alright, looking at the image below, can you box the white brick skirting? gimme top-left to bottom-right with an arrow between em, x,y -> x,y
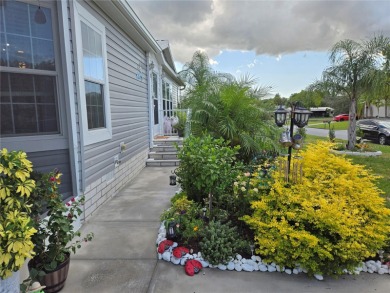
82,149 -> 149,221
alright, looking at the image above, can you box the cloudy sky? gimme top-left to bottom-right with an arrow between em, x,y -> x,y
129,0 -> 390,98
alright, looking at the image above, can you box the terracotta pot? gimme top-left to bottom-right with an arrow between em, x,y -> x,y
28,254 -> 70,293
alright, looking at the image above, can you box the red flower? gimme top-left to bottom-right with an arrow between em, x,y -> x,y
67,213 -> 72,219
71,198 -> 75,202
50,177 -> 55,182
66,202 -> 70,206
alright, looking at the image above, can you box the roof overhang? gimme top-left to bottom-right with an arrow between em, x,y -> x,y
92,0 -> 184,86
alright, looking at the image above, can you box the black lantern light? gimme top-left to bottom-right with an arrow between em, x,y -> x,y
169,170 -> 177,186
273,102 -> 311,182
292,106 -> 312,128
274,105 -> 289,127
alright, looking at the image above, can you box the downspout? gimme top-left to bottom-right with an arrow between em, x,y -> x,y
69,0 -> 87,221
146,53 -> 153,148
59,0 -> 80,198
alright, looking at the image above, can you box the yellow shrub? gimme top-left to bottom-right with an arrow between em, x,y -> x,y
242,141 -> 390,275
0,149 -> 36,279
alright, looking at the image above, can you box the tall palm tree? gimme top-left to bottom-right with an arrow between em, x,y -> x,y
322,36 -> 389,150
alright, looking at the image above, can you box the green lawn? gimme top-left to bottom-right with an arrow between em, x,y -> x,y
308,120 -> 349,130
304,134 -> 390,207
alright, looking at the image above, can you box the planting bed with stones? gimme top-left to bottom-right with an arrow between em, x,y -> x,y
156,222 -> 390,280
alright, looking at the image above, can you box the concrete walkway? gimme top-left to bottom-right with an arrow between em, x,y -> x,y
61,167 -> 390,293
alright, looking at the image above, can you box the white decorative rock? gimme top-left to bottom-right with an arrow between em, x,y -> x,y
251,256 -> 257,262
242,258 -> 247,264
378,268 -> 387,275
362,265 -> 368,273
285,269 -> 292,275
368,269 -> 374,274
255,256 -> 261,262
227,262 -> 235,271
171,256 -> 181,265
242,264 -> 254,272
314,274 -> 324,281
158,253 -> 162,260
180,258 -> 187,266
200,260 -> 209,268
183,253 -> 191,259
253,263 -> 259,271
301,268 -> 308,274
293,269 -> 299,274
198,252 -> 202,258
234,260 -> 238,264
172,242 -> 178,248
235,263 -> 243,271
218,264 -> 227,271
297,267 -> 303,273
162,251 -> 171,262
246,260 -> 256,267
259,264 -> 268,272
236,254 -> 242,261
267,265 -> 276,272
276,265 -> 281,272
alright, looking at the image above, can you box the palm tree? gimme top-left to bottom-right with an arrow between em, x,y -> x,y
322,36 -> 389,150
179,52 -> 279,161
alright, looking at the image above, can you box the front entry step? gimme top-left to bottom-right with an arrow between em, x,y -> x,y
146,136 -> 183,167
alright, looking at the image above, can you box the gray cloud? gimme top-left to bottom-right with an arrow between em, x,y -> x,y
129,0 -> 390,63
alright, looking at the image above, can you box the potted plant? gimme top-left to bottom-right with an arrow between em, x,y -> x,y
22,170 -> 93,293
0,148 -> 37,293
173,112 -> 187,137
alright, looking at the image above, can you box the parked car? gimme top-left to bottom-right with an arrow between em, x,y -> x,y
333,114 -> 349,122
357,119 -> 390,145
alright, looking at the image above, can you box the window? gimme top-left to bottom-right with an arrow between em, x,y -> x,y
75,3 -> 111,145
0,1 -> 59,137
152,72 -> 158,125
162,80 -> 172,117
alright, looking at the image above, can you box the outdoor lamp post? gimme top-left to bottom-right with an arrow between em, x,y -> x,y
274,102 -> 311,181
169,170 -> 177,186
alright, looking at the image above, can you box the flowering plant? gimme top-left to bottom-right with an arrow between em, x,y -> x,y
28,170 -> 93,279
0,149 -> 36,279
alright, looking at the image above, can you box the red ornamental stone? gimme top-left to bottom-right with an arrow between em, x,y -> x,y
157,239 -> 174,254
172,247 -> 189,258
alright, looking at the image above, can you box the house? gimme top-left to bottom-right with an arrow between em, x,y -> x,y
0,0 -> 184,221
309,107 -> 334,118
363,101 -> 390,118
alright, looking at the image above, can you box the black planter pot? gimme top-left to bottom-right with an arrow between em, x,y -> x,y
28,254 -> 70,293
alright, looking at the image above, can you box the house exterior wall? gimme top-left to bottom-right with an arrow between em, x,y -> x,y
72,1 -> 149,218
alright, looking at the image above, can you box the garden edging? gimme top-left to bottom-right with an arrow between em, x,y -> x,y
156,221 -> 390,280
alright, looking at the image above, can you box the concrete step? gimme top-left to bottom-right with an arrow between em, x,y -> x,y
148,152 -> 178,160
146,158 -> 180,167
153,137 -> 183,147
151,145 -> 181,152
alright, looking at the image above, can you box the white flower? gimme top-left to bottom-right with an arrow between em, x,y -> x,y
253,188 -> 258,193
241,187 -> 246,192
234,182 -> 239,186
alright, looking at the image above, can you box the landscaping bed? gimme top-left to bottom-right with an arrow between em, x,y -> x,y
156,136 -> 390,280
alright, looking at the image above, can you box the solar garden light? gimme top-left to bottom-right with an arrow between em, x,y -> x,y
274,102 -> 311,182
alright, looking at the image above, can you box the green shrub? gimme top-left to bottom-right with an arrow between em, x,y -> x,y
200,220 -> 248,265
161,195 -> 204,245
242,141 -> 390,276
175,135 -> 241,204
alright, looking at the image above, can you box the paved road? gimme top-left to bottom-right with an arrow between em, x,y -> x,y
306,127 -> 348,140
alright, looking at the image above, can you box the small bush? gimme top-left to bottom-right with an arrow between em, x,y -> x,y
200,220 -> 248,265
161,195 -> 205,245
242,141 -> 390,276
176,135 -> 241,203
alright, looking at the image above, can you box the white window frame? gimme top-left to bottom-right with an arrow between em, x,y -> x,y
74,2 -> 111,146
0,0 -> 68,153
